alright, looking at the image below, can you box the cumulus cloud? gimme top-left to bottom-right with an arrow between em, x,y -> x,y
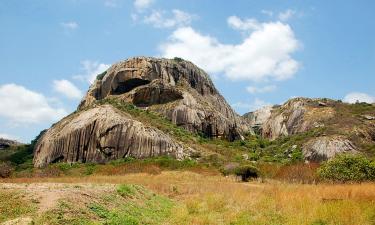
134,0 -> 154,11
343,92 -> 375,104
0,84 -> 67,124
53,80 -> 83,99
73,60 -> 110,84
278,9 -> 296,21
232,98 -> 272,112
160,16 -> 300,81
246,85 -> 276,94
60,21 -> 79,30
143,9 -> 196,28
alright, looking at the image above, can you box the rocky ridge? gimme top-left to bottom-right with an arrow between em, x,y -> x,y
244,98 -> 375,161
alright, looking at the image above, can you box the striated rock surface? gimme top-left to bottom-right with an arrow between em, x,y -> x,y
303,136 -> 358,161
79,57 -> 250,140
34,105 -> 188,168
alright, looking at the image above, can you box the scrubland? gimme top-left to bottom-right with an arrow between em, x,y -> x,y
1,170 -> 375,225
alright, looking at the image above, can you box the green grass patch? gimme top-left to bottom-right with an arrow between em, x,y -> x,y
0,190 -> 36,223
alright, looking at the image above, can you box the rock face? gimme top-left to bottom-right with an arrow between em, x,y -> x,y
243,97 -> 375,161
34,57 -> 249,167
0,138 -> 21,150
303,136 -> 358,161
79,57 -> 249,140
260,98 -> 335,140
34,105 -> 187,168
243,106 -> 273,134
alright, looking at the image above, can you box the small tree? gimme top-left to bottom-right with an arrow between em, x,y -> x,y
234,165 -> 260,182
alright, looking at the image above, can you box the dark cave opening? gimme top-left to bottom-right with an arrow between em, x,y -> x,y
112,78 -> 150,95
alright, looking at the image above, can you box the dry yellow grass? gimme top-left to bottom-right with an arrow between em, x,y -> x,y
2,171 -> 375,225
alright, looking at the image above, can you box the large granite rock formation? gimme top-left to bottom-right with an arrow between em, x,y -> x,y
79,57 -> 249,140
34,57 -> 249,167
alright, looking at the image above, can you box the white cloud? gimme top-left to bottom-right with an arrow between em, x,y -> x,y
60,21 -> 79,30
227,16 -> 260,31
343,92 -> 375,104
53,80 -> 83,100
0,84 -> 67,124
134,0 -> 154,11
246,85 -> 276,94
232,98 -> 272,112
278,9 -> 296,21
73,60 -> 111,84
143,9 -> 196,28
0,133 -> 19,141
160,16 -> 300,82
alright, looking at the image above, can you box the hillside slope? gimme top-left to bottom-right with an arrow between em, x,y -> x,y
244,98 -> 375,161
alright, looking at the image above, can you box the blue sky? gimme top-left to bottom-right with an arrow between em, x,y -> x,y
0,0 -> 374,142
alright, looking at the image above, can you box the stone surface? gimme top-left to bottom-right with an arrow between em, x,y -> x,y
258,98 -> 335,140
303,136 -> 358,161
79,57 -> 250,140
242,97 -> 375,161
34,105 -> 188,168
0,138 -> 21,150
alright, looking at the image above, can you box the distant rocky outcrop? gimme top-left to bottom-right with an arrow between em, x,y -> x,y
243,98 -> 375,161
0,138 -> 21,150
34,57 -> 250,167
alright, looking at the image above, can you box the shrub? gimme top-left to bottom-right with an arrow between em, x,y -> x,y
117,184 -> 138,198
173,57 -> 184,63
234,165 -> 260,182
318,154 -> 375,182
0,162 -> 14,178
96,71 -> 107,80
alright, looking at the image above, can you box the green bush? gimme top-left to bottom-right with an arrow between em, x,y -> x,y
318,154 -> 375,182
96,71 -> 107,80
234,165 -> 260,182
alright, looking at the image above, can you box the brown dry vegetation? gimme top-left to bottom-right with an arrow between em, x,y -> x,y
2,171 -> 375,225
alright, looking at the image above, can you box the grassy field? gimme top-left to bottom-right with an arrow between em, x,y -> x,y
1,171 -> 375,225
